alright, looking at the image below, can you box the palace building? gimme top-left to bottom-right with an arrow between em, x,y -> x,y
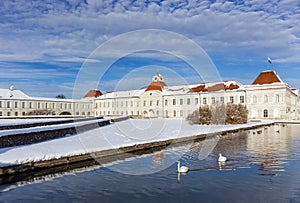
0,70 -> 299,120
93,70 -> 300,120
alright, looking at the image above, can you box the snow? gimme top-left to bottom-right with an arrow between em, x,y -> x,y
0,118 -> 109,137
0,88 -> 30,99
0,118 -> 74,126
0,118 -> 275,167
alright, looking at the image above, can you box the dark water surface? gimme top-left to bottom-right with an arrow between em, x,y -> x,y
1,124 -> 300,203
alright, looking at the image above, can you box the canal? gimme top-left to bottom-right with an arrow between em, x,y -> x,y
1,124 -> 300,202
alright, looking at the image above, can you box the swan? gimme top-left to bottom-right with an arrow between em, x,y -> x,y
177,161 -> 189,173
218,153 -> 227,162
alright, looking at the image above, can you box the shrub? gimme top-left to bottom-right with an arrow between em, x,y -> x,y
226,103 -> 248,124
199,105 -> 212,125
26,109 -> 56,116
186,109 -> 200,124
211,103 -> 226,125
187,103 -> 248,125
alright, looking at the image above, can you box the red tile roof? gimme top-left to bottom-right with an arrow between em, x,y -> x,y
252,70 -> 282,85
83,90 -> 103,98
145,81 -> 167,92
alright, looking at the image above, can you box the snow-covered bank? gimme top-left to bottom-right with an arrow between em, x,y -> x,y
0,118 -> 275,168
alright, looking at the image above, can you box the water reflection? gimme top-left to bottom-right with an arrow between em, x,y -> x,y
1,124 -> 300,203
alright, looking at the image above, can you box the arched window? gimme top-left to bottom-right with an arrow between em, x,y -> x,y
264,95 -> 268,103
275,94 -> 280,103
253,95 -> 257,103
263,109 -> 268,118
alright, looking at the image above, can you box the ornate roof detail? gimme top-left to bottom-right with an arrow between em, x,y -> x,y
145,73 -> 167,92
83,90 -> 103,98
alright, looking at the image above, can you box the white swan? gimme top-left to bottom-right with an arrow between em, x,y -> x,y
218,153 -> 227,162
177,161 -> 189,173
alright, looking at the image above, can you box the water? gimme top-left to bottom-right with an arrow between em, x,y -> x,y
1,124 -> 300,202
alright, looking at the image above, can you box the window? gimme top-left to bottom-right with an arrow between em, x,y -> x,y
15,112 -> 18,116
253,95 -> 257,103
180,98 -> 183,105
0,101 -> 2,108
220,97 -> 224,103
240,96 -> 245,103
150,100 -> 152,106
156,100 -> 159,106
29,102 -> 32,108
7,101 -> 10,108
22,102 -> 26,108
165,99 -> 168,106
0,112 -> 2,116
22,112 -> 25,116
187,98 -> 191,105
173,110 -> 176,117
275,94 -> 280,103
212,97 -> 216,104
165,110 -> 168,117
229,96 -> 234,103
195,98 -> 199,105
14,101 -> 18,108
143,100 -> 146,106
157,110 -> 159,116
173,99 -> 176,105
7,112 -> 10,116
203,98 -> 207,105
180,110 -> 183,117
264,95 -> 268,103
131,101 -> 133,107
263,109 -> 268,118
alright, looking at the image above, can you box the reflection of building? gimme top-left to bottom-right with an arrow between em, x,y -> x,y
152,152 -> 165,166
0,70 -> 299,119
94,70 -> 300,120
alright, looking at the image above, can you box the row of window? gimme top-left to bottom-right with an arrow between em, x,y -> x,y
252,94 -> 280,103
0,101 -> 91,110
96,109 -> 191,117
0,111 -> 91,116
95,96 -> 244,109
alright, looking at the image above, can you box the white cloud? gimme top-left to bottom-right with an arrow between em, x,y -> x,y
0,0 -> 300,93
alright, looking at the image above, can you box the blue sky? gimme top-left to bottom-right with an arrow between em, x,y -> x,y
0,0 -> 300,98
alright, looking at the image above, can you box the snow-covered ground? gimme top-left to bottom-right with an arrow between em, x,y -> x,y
0,118 -> 75,126
0,118 -> 274,167
0,118 -> 109,137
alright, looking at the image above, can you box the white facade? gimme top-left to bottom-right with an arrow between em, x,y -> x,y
0,87 -> 93,117
94,71 -> 300,120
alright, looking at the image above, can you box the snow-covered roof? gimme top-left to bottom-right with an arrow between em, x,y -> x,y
97,89 -> 146,99
0,88 -> 91,103
0,88 -> 30,99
